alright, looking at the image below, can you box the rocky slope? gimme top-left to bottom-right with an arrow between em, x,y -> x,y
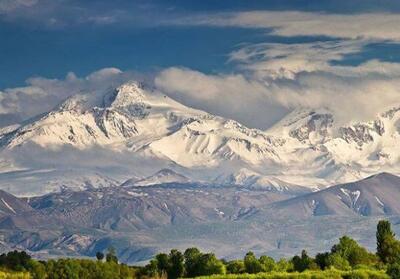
271,172 -> 400,217
0,173 -> 399,262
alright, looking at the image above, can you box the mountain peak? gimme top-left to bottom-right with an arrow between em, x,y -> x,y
57,81 -> 150,113
267,108 -> 334,144
107,82 -> 147,108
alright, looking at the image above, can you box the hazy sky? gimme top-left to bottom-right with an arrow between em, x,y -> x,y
1,0 -> 400,129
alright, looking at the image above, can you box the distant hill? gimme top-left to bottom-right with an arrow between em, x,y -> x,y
0,174 -> 399,262
272,172 -> 400,217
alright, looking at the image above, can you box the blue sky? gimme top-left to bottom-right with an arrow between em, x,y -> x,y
1,0 -> 400,129
2,0 -> 400,88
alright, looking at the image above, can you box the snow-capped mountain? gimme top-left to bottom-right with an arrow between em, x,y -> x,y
1,82 -> 206,149
122,169 -> 190,187
265,107 -> 400,185
0,81 -> 400,195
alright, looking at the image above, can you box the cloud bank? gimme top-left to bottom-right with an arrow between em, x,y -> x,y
155,38 -> 400,128
154,11 -> 400,128
2,8 -> 400,129
0,0 -> 38,14
183,11 -> 400,42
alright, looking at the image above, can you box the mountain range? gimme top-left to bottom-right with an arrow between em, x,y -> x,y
0,81 -> 400,262
0,172 -> 399,263
0,81 -> 399,196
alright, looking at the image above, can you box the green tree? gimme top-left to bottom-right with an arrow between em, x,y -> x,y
197,253 -> 225,275
0,250 -> 32,271
376,220 -> 400,264
387,262 -> 400,279
95,252 -> 104,261
380,235 -> 400,264
244,251 -> 262,274
27,260 -> 46,279
184,247 -> 202,277
291,250 -> 316,272
315,252 -> 330,270
105,247 -> 118,263
331,236 -> 375,266
326,253 -> 351,270
141,259 -> 160,278
167,249 -> 184,279
156,253 -> 170,276
226,260 -> 245,274
259,255 -> 276,272
276,258 -> 292,272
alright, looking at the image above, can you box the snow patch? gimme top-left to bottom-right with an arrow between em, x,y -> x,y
375,196 -> 385,207
1,198 -> 16,214
126,191 -> 148,197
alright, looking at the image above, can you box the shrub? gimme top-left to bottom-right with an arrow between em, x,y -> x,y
226,260 -> 245,274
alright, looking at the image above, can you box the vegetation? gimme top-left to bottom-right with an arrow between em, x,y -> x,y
0,250 -> 137,278
132,219 -> 400,278
0,220 -> 400,278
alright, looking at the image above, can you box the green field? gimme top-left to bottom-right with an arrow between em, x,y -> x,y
0,271 -> 29,279
194,269 -> 389,279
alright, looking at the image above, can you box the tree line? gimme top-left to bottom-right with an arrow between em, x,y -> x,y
1,220 -> 400,278
139,220 -> 400,278
0,247 -> 136,278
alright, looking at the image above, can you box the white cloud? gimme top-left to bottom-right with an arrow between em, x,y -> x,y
154,10 -> 400,126
229,40 -> 368,79
0,0 -> 38,14
0,68 -> 136,127
2,8 -> 400,130
2,61 -> 400,131
155,67 -> 289,129
186,11 -> 400,41
155,59 -> 400,128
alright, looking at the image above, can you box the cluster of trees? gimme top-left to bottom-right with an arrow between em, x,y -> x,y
140,248 -> 225,278
1,220 -> 400,278
139,220 -> 400,278
0,248 -> 136,279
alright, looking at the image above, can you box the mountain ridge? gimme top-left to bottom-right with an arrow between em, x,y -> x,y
0,81 -> 400,195
0,172 -> 398,262
270,172 -> 400,217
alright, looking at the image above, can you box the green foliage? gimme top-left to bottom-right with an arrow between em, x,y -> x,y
155,253 -> 170,275
0,270 -> 30,279
244,252 -> 263,274
259,256 -> 276,272
193,268 -> 389,279
27,258 -> 136,279
275,258 -> 292,272
95,251 -> 104,261
106,247 -> 118,263
226,260 -> 245,274
27,260 -> 46,279
291,250 -> 318,272
377,220 -> 400,264
167,249 -> 185,279
331,236 -> 376,267
326,253 -> 351,271
0,220 -> 398,279
185,247 -> 203,277
380,235 -> 400,265
196,253 -> 225,276
0,250 -> 31,272
315,252 -> 330,270
387,262 -> 400,279
141,258 -> 160,278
